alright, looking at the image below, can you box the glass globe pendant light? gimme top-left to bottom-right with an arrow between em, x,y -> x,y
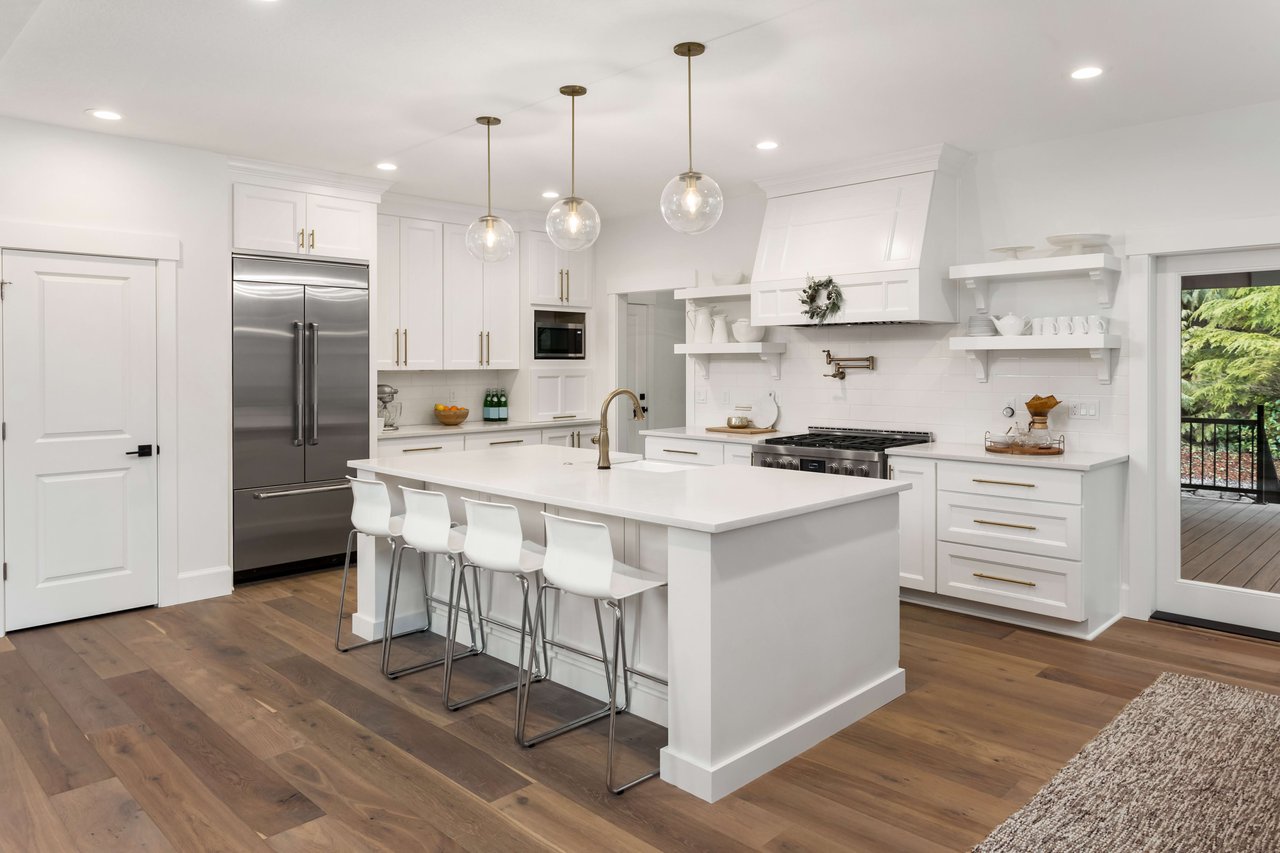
465,116 -> 516,262
546,85 -> 601,251
659,41 -> 723,235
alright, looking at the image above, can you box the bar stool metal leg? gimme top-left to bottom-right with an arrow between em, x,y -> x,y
382,550 -> 479,679
335,529 -> 386,653
443,565 -> 544,711
604,599 -> 658,794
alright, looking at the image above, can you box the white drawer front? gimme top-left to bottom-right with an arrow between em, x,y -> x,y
463,429 -> 543,451
723,444 -> 754,466
378,434 -> 466,456
938,542 -> 1083,621
645,437 -> 724,466
937,491 -> 1081,560
936,461 -> 1082,505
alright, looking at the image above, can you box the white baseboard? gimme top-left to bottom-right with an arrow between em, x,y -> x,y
900,589 -> 1122,640
170,564 -> 233,606
659,667 -> 905,803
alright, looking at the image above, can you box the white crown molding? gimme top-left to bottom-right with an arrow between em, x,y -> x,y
229,157 -> 392,203
755,143 -> 970,198
379,191 -> 546,231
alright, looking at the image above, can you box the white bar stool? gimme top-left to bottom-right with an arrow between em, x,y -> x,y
442,497 -> 550,712
517,511 -> 668,795
335,476 -> 408,653
380,486 -> 481,679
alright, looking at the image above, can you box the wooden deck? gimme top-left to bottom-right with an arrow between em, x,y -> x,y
1181,494 -> 1280,592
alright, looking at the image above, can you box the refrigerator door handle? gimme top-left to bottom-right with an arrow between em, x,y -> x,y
292,321 -> 305,446
307,322 -> 320,445
252,482 -> 351,500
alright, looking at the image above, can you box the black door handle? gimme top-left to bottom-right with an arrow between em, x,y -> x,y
125,444 -> 155,457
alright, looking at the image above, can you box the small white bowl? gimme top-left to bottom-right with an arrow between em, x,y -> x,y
731,321 -> 766,343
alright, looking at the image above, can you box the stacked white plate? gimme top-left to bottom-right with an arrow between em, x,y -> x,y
966,315 -> 998,336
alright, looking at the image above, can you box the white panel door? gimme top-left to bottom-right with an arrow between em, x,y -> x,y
400,218 -> 444,370
375,215 -> 401,369
892,458 -> 937,592
233,184 -> 307,254
2,251 -> 158,630
482,235 -> 522,369
524,232 -> 561,304
562,246 -> 593,307
442,224 -> 486,369
306,195 -> 375,260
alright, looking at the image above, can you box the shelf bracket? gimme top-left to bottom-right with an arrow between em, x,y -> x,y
760,352 -> 782,380
1089,267 -> 1120,308
691,355 -> 710,381
965,350 -> 990,383
1089,347 -> 1116,384
962,278 -> 989,314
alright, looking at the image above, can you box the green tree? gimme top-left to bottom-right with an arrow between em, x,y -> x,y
1182,287 -> 1280,416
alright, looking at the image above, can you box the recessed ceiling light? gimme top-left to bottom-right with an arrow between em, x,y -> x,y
85,108 -> 122,121
376,162 -> 397,171
1071,66 -> 1103,80
755,140 -> 779,151
541,190 -> 559,199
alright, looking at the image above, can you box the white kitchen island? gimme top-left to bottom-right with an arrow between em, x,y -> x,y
349,444 -> 908,802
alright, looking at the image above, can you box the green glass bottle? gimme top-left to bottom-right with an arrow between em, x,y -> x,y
498,388 -> 508,422
483,388 -> 493,422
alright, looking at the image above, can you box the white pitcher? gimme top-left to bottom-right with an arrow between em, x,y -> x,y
688,305 -> 715,343
711,313 -> 730,344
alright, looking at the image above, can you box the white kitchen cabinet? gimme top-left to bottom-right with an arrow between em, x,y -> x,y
530,368 -> 590,419
443,223 -> 520,370
542,424 -> 594,448
233,183 -> 375,261
644,436 -> 724,466
723,444 -> 754,466
524,231 -> 592,307
377,216 -> 445,370
462,429 -> 542,451
376,434 -> 466,456
891,458 -> 936,592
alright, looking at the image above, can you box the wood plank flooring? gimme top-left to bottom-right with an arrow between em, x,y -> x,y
1181,494 -> 1280,591
1,569 -> 1277,852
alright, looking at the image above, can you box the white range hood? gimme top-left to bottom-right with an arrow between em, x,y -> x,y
750,144 -> 966,326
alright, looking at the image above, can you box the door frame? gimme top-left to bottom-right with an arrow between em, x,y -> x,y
1125,214 -> 1280,625
0,221 -> 181,636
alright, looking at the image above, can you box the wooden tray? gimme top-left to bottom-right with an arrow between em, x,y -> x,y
985,443 -> 1065,456
705,426 -> 778,436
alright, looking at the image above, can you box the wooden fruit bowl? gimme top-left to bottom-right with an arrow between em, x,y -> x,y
434,408 -> 469,426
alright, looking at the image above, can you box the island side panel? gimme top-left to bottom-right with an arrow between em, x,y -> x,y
661,494 -> 905,802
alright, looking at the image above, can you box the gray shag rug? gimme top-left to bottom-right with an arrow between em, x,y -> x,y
976,672 -> 1280,852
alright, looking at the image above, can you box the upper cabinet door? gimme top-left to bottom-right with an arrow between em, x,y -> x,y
562,246 -> 593,307
751,172 -> 934,285
482,234 -> 521,369
306,195 -> 376,261
441,224 -> 486,370
233,184 -> 307,254
524,232 -> 562,304
375,216 -> 401,370
399,218 -> 444,371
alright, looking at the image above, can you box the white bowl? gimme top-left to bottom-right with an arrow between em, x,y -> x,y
731,322 -> 766,343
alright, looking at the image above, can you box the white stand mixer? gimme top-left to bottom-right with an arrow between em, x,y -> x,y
377,384 -> 402,431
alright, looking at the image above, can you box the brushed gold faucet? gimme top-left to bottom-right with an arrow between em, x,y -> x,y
592,388 -> 645,469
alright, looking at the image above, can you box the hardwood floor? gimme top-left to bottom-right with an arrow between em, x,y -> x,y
1,570 -> 1278,852
1182,493 -> 1280,592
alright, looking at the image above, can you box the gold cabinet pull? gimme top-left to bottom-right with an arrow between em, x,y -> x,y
558,269 -> 564,302
565,269 -> 570,301
974,518 -> 1038,531
403,445 -> 444,453
972,478 -> 1036,488
486,331 -> 491,365
297,228 -> 305,250
403,328 -> 409,363
972,572 -> 1037,587
552,414 -> 577,420
479,331 -> 484,365
395,328 -> 400,365
663,448 -> 698,456
309,229 -> 316,249
490,438 -> 524,446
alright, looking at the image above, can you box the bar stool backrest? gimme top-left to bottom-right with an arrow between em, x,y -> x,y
399,486 -> 453,552
347,476 -> 395,537
540,512 -> 615,599
462,497 -> 526,573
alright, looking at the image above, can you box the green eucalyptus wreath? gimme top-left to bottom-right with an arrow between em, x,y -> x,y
799,275 -> 844,323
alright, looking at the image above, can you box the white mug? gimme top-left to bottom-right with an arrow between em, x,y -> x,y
1030,317 -> 1045,335
1056,315 -> 1073,335
1072,315 -> 1088,335
1040,316 -> 1057,335
1088,314 -> 1107,334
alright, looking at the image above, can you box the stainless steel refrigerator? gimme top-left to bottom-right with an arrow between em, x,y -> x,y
232,256 -> 369,576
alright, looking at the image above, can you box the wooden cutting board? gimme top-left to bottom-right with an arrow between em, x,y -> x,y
705,426 -> 778,435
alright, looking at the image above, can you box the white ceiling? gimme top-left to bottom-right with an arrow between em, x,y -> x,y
2,0 -> 1279,216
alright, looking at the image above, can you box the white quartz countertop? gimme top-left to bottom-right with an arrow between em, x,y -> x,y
380,418 -> 599,440
887,442 -> 1129,472
639,426 -> 792,445
351,444 -> 908,533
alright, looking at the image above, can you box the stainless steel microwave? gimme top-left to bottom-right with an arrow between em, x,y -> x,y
534,311 -> 586,359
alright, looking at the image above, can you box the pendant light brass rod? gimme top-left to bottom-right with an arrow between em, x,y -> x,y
687,52 -> 693,173
486,122 -> 492,216
570,93 -> 576,198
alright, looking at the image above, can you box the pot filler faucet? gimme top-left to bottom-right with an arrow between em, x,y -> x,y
592,388 -> 645,469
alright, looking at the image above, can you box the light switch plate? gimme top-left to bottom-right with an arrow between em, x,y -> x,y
695,389 -> 708,403
1067,398 -> 1099,419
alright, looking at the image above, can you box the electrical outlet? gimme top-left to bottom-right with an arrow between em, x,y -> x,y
447,389 -> 457,403
1067,398 -> 1099,419
721,390 -> 731,405
695,389 -> 708,403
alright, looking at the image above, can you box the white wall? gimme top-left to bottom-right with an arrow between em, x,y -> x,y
0,117 -> 232,599
377,368 -> 518,425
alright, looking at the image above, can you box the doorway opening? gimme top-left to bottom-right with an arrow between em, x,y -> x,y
617,291 -> 686,453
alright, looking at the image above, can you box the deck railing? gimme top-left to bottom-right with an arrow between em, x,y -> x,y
1180,405 -> 1267,502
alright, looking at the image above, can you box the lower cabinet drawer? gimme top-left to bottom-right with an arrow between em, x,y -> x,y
723,444 -> 754,466
936,461 -> 1082,505
645,437 -> 724,466
937,542 -> 1084,621
937,490 -> 1081,560
377,434 -> 466,456
463,429 -> 543,451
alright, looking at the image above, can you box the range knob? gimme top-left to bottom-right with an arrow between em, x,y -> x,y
855,465 -> 871,478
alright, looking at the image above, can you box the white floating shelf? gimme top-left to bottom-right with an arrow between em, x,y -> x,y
675,341 -> 787,380
950,253 -> 1121,314
673,282 -> 752,300
950,334 -> 1121,384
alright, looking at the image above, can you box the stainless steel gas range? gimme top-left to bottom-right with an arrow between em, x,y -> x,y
751,427 -> 933,478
